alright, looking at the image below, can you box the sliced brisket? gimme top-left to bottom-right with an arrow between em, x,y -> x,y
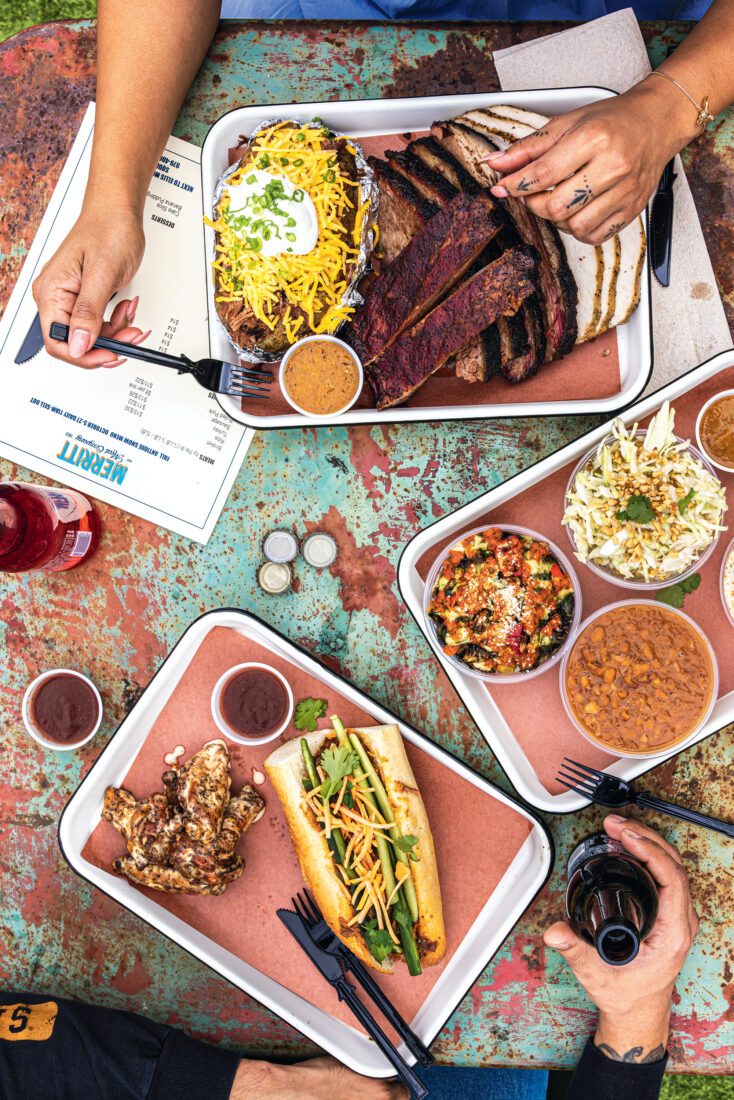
408,136 -> 481,193
431,120 -> 578,362
368,157 -> 439,264
384,149 -> 459,206
366,247 -> 537,410
346,190 -> 503,365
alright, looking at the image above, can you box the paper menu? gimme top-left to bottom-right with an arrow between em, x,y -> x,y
0,102 -> 253,544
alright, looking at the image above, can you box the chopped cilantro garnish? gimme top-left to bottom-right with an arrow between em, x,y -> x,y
616,493 -> 655,524
293,697 -> 328,732
361,920 -> 398,964
394,835 -> 419,855
391,903 -> 413,929
245,174 -> 256,184
655,572 -> 701,609
678,488 -> 696,515
319,743 -> 360,801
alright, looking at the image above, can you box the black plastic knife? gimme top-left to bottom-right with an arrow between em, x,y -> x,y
14,310 -> 44,364
650,157 -> 676,288
277,908 -> 428,1099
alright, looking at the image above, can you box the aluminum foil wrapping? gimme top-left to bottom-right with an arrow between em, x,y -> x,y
209,118 -> 379,364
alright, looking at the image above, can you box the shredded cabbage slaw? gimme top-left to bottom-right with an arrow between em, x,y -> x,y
562,401 -> 728,582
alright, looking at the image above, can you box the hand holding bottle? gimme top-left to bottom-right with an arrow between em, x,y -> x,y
545,815 -> 699,1062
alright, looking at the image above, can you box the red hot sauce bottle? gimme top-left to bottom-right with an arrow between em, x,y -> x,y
566,832 -> 659,965
0,482 -> 101,574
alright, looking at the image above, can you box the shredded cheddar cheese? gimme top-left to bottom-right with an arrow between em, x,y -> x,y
207,121 -> 371,344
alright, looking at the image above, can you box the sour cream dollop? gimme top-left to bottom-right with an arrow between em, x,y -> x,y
223,169 -> 318,257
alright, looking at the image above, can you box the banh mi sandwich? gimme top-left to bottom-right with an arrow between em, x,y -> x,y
206,120 -> 376,358
265,717 -> 445,975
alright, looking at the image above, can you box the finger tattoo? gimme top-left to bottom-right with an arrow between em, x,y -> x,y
603,220 -> 625,239
516,177 -> 538,192
566,175 -> 594,209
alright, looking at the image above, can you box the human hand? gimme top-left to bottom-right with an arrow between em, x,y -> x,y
544,815 -> 698,1061
32,203 -> 147,369
485,76 -> 697,244
230,1055 -> 409,1099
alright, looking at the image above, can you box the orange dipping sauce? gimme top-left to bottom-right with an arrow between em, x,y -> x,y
284,340 -> 360,416
699,393 -> 734,470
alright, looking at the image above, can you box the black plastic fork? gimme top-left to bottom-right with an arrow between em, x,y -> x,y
293,890 -> 435,1068
557,757 -> 734,838
49,322 -> 272,399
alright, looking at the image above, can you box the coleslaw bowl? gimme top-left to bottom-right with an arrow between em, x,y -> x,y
563,427 -> 725,591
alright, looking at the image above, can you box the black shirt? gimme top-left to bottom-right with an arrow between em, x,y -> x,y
0,992 -> 239,1100
0,990 -> 669,1100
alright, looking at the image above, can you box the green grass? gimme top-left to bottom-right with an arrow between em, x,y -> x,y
661,1078 -> 734,1099
0,1 -> 96,43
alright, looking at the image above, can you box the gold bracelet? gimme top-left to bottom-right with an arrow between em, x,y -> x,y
649,70 -> 714,133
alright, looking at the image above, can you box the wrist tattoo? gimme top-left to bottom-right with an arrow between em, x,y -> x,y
597,1043 -> 666,1064
567,175 -> 594,209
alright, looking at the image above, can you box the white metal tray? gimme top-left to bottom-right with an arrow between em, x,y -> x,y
59,608 -> 553,1078
398,350 -> 734,815
201,88 -> 652,430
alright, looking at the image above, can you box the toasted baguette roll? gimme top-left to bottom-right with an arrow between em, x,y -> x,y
265,724 -> 445,974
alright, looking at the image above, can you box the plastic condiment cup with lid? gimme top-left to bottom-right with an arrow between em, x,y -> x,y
563,429 -> 723,591
422,522 -> 582,683
211,662 -> 294,746
22,669 -> 103,751
720,536 -> 734,629
279,335 -> 363,418
559,599 -> 719,759
695,390 -> 734,474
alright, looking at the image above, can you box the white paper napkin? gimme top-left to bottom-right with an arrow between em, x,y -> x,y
493,8 -> 733,394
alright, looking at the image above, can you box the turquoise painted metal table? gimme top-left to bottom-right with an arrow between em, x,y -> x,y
1,18 -> 733,1073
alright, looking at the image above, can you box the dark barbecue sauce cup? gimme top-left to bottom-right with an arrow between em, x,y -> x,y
22,670 -> 103,750
211,662 -> 294,746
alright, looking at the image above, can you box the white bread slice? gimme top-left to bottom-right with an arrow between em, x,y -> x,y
607,216 -> 646,329
566,239 -> 604,343
264,725 -> 446,974
596,234 -> 621,336
484,104 -> 550,130
459,109 -> 535,143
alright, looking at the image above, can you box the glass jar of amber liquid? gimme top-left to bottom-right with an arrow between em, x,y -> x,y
566,832 -> 658,965
0,482 -> 101,573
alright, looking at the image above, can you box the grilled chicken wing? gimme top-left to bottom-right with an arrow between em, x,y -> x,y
108,742 -> 264,896
112,854 -> 238,896
103,787 -> 183,867
167,787 -> 265,885
162,739 -> 230,842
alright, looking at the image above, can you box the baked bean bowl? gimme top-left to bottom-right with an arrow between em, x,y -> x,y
559,600 -> 718,758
